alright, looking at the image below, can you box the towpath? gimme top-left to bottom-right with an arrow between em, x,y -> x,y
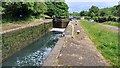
98,23 -> 118,33
43,20 -> 108,66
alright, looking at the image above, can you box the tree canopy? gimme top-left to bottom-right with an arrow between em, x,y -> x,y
80,11 -> 89,16
45,2 -> 56,17
79,5 -> 120,17
2,2 -> 48,21
52,2 -> 69,18
2,2 -> 69,22
89,5 -> 99,17
78,4 -> 120,22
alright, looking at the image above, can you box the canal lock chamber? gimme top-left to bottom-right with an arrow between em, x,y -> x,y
2,31 -> 63,67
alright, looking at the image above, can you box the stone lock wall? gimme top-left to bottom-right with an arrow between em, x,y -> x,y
2,22 -> 53,61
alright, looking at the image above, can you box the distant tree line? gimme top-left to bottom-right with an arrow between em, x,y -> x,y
71,4 -> 120,22
1,2 -> 69,23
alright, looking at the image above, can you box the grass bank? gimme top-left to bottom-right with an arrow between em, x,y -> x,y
79,20 -> 119,66
103,21 -> 120,27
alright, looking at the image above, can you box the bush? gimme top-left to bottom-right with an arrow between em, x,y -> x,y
117,17 -> 120,22
85,16 -> 91,20
93,16 -> 98,22
91,16 -> 119,23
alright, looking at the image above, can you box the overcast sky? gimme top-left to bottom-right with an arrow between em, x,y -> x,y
66,0 -> 119,12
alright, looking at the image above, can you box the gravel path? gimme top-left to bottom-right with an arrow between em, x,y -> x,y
55,20 -> 108,66
98,23 -> 118,33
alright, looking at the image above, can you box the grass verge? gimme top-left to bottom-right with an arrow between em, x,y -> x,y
2,19 -> 41,31
103,21 -> 120,27
79,20 -> 119,66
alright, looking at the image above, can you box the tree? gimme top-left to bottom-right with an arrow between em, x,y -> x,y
89,5 -> 99,16
90,12 -> 95,18
2,2 -> 32,20
0,6 -> 4,14
99,10 -> 106,16
45,2 -> 56,17
32,2 -> 47,18
116,5 -> 120,17
2,2 -> 47,21
100,5 -> 120,17
2,1 -> 69,22
72,12 -> 79,16
52,2 -> 69,18
80,11 -> 89,16
33,2 -> 47,14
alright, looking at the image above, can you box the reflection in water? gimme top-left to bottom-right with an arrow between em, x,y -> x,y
2,31 -> 62,67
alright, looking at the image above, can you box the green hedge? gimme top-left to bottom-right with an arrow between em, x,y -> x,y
103,21 -> 120,27
84,16 -> 120,23
2,22 -> 53,61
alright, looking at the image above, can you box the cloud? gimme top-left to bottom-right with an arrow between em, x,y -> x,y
67,2 -> 118,12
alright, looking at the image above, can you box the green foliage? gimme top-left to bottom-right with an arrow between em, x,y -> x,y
79,20 -> 119,66
52,2 -> 69,18
2,2 -> 48,22
90,12 -> 96,18
45,2 -> 69,18
2,2 -> 31,21
116,5 -> 120,16
96,5 -> 120,17
45,2 -> 56,17
2,2 -> 69,22
0,2 -> 4,14
92,16 -> 98,21
103,21 -> 120,27
79,4 -> 120,23
99,6 -> 117,17
80,11 -> 89,16
96,16 -> 119,22
72,12 -> 80,16
84,16 -> 91,20
99,11 -> 106,16
100,8 -> 112,16
89,5 -> 99,16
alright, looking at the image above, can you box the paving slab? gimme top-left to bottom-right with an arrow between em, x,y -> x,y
43,20 -> 108,66
57,20 -> 108,66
